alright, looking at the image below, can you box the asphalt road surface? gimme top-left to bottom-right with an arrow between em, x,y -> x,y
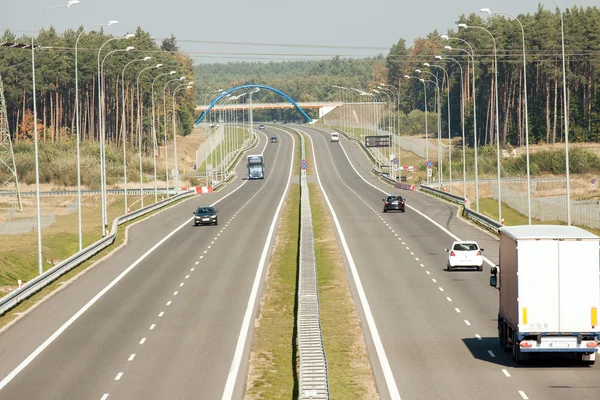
0,127 -> 295,400
298,125 -> 599,400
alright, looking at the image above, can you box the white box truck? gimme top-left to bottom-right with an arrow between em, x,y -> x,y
490,225 -> 600,365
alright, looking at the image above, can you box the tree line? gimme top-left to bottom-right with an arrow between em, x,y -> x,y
386,5 -> 600,147
0,27 -> 196,152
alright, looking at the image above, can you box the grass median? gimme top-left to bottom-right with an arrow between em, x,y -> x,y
309,182 -> 379,399
245,183 -> 300,399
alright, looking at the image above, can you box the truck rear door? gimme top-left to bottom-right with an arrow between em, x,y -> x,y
518,240 -> 560,332
558,240 -> 600,332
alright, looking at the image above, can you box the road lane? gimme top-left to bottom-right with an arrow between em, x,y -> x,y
0,128 -> 294,399
303,125 -> 600,400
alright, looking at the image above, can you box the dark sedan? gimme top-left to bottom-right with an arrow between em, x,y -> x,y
382,195 -> 405,213
193,206 -> 218,226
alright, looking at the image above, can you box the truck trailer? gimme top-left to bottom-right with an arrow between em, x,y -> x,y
490,225 -> 600,365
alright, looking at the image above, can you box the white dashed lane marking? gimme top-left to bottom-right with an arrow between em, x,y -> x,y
128,354 -> 135,361
101,394 -> 109,400
487,350 -> 496,358
464,320 -> 471,326
455,308 -> 461,313
149,324 -> 156,330
518,390 -> 529,399
173,291 -> 178,296
438,287 -> 444,292
166,301 -> 172,306
502,369 -> 511,377
475,334 -> 482,340
158,312 -> 164,317
114,372 -> 123,381
139,338 -> 146,345
446,297 -> 452,302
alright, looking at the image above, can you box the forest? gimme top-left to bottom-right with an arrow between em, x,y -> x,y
0,27 -> 196,150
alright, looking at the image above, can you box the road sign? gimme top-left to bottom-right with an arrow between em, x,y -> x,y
301,159 -> 307,170
426,160 -> 434,168
365,135 -> 391,148
427,168 -> 433,177
592,178 -> 596,184
392,158 -> 399,165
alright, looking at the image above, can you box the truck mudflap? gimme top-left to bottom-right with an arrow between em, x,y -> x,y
518,335 -> 599,354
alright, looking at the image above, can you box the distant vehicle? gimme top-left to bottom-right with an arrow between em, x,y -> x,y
247,155 -> 265,179
382,195 -> 405,213
490,225 -> 600,365
193,206 -> 218,226
330,132 -> 339,142
259,124 -> 265,129
270,136 -> 278,143
445,240 -> 484,271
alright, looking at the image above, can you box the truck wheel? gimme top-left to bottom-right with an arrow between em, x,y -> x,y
512,332 -> 524,364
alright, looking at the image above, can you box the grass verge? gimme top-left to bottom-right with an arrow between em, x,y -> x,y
245,184 -> 300,399
477,197 -> 600,236
0,195 -> 192,329
309,182 -> 379,399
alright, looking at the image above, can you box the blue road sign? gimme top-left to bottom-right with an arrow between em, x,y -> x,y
426,160 -> 433,168
392,158 -> 399,165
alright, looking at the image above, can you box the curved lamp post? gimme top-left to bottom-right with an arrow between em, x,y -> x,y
458,22 -> 503,222
31,0 -> 79,273
404,75 -> 431,184
172,82 -> 194,191
136,63 -> 163,207
436,54 -> 467,198
441,35 -> 480,211
417,68 -> 442,187
163,76 -> 186,197
481,8 -> 531,224
120,56 -> 151,213
151,70 -> 176,202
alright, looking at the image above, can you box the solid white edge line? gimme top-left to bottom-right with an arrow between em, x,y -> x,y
335,137 -> 495,268
0,134 -> 272,393
302,129 -> 402,400
220,129 -> 295,400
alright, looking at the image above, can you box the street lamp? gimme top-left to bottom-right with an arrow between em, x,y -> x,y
136,63 -> 163,208
121,56 -> 151,214
31,0 -> 79,274
75,20 -> 119,247
417,68 -> 442,187
550,0 -> 571,225
481,8 -> 532,224
404,75 -> 431,184
99,40 -> 134,233
163,76 -> 186,197
425,62 -> 452,191
172,82 -> 194,191
441,35 -> 480,211
436,54 -> 467,198
151,70 -> 177,203
458,22 -> 502,222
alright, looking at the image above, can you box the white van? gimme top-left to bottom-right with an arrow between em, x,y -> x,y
330,132 -> 339,142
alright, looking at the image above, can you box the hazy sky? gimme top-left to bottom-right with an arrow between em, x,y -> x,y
2,0 -> 598,64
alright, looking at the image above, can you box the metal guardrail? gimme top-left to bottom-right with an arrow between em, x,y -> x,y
297,129 -> 330,399
0,188 -> 177,197
419,185 -> 503,233
0,190 -> 195,316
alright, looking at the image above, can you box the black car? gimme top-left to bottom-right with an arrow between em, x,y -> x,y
193,206 -> 218,226
383,195 -> 405,212
270,136 -> 278,143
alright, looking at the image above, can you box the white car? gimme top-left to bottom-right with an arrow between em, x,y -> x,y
445,241 -> 484,271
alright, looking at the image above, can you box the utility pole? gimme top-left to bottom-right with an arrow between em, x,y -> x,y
0,72 -> 22,212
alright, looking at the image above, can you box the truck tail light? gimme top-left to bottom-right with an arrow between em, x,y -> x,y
520,342 -> 532,348
450,251 -> 456,257
586,342 -> 598,348
385,202 -> 388,205
476,250 -> 481,256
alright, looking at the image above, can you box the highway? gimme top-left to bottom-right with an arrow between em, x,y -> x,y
298,125 -> 600,400
0,127 -> 295,399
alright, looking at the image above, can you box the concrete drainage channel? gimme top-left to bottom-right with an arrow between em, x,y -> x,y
297,131 -> 330,399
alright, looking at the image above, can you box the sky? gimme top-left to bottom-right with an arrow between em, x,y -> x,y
2,0 -> 598,64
